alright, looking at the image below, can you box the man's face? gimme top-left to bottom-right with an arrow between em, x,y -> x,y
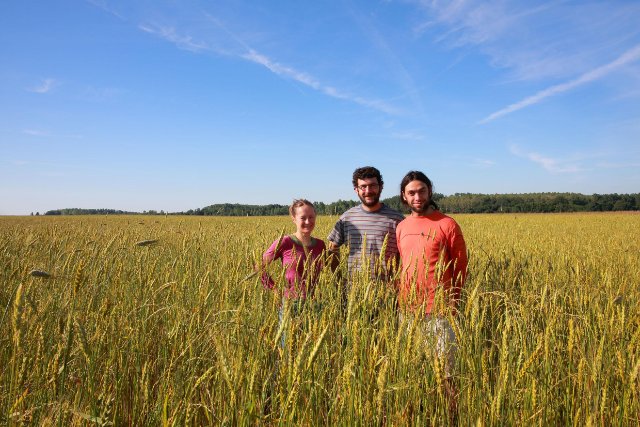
402,180 -> 431,214
355,177 -> 382,208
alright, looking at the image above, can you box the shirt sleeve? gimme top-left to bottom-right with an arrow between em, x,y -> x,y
327,218 -> 344,247
394,212 -> 405,225
395,223 -> 403,257
314,239 -> 327,268
316,239 -> 327,254
447,221 -> 468,292
261,236 -> 287,289
263,236 -> 286,263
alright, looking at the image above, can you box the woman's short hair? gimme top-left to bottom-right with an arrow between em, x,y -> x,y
289,199 -> 315,216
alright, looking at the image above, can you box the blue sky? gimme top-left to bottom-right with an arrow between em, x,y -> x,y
1,0 -> 639,215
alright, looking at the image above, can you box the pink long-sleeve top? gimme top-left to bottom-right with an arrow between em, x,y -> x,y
261,235 -> 326,299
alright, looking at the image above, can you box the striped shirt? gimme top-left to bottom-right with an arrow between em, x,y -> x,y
328,204 -> 405,277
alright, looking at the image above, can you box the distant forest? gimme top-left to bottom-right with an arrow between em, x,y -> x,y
43,192 -> 640,216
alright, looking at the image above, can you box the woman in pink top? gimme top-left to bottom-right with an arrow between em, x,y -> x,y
260,199 -> 326,414
260,199 -> 326,300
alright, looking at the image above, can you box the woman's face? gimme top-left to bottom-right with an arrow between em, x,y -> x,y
292,204 -> 316,234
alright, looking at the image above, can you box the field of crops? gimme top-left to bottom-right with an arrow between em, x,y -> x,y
1,213 -> 639,425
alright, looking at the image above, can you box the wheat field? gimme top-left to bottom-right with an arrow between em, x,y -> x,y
1,213 -> 639,425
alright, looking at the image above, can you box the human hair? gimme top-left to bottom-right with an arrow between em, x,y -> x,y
399,170 -> 439,210
352,166 -> 384,188
289,199 -> 315,217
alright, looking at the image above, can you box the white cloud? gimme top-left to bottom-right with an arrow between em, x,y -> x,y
28,78 -> 58,94
473,158 -> 495,168
243,50 -> 321,89
242,49 -> 401,114
415,1 -> 640,82
85,0 -> 125,20
596,161 -> 640,170
389,131 -> 425,141
22,129 -> 83,139
139,23 -> 209,52
527,152 -> 582,174
509,144 -> 583,174
349,7 -> 424,113
480,44 -> 640,123
138,19 -> 401,115
23,129 -> 50,137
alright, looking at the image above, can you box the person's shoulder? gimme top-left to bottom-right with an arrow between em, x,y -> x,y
395,217 -> 407,231
380,203 -> 403,214
396,215 -> 416,230
379,204 -> 405,220
397,214 -> 413,224
266,234 -> 292,253
437,210 -> 457,222
339,205 -> 363,219
435,211 -> 461,230
279,234 -> 295,247
346,205 -> 363,214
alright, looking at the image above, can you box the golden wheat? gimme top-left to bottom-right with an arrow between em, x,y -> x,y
0,213 -> 638,425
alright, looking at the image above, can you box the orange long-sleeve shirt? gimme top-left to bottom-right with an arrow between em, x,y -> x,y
395,211 -> 468,314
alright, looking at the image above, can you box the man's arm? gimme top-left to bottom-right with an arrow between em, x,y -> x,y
327,240 -> 341,271
448,223 -> 468,312
326,217 -> 344,272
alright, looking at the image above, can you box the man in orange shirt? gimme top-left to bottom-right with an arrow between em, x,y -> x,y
396,171 -> 468,314
395,170 -> 468,417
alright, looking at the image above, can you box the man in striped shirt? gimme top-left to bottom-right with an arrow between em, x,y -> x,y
327,166 -> 405,279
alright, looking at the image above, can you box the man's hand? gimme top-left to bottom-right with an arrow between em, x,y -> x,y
327,241 -> 340,271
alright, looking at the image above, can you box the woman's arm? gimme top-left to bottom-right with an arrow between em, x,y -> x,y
258,236 -> 286,289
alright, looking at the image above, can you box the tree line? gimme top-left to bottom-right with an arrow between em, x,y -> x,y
44,192 -> 639,216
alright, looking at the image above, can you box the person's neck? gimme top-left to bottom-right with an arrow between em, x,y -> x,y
361,202 -> 382,212
294,231 -> 312,246
411,205 -> 435,217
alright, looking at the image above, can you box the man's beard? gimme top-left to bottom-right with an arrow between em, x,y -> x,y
409,201 -> 429,214
358,193 -> 380,208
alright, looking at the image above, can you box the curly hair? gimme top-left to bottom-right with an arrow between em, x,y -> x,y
352,166 -> 384,188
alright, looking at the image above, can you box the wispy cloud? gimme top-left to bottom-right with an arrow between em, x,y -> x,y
138,24 -> 208,52
85,0 -> 125,20
244,50 -> 401,115
480,44 -> 640,123
596,161 -> 640,169
22,129 -> 83,139
27,78 -> 58,94
23,129 -> 50,137
509,144 -> 583,174
139,20 -> 401,115
415,1 -> 640,82
348,6 -> 423,113
243,50 -> 321,89
473,158 -> 495,168
388,131 -> 425,141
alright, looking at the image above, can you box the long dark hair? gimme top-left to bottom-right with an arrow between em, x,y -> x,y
399,171 -> 439,210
